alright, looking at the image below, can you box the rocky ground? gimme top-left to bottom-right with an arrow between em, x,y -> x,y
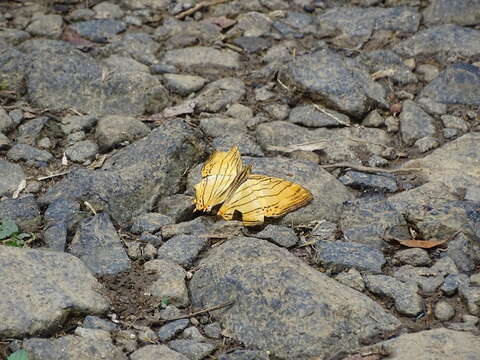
0,0 -> 480,359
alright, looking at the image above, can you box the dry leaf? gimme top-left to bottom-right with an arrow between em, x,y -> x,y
62,27 -> 94,48
396,238 -> 448,249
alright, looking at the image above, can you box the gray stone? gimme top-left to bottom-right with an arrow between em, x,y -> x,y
190,238 -> 399,359
434,301 -> 455,321
211,133 -> 264,157
93,1 -> 124,19
447,232 -> 479,274
441,115 -> 469,132
100,32 -> 160,66
334,268 -> 365,292
394,257 -> 458,294
339,170 -> 398,193
233,36 -> 271,53
162,47 -> 240,76
130,345 -> 189,360
420,64 -> 480,106
399,100 -> 436,146
362,110 -> 384,128
365,275 -> 423,316
281,49 -> 387,117
318,6 -> 419,48
180,327 -> 207,342
288,104 -> 351,127
95,114 -> 150,152
157,234 -> 209,268
256,121 -> 391,163
0,195 -> 41,232
69,8 -> 95,21
16,117 -> 48,145
448,315 -> 479,331
459,285 -> 480,315
368,155 -> 389,167
369,328 -> 480,360
43,222 -> 68,252
340,198 -> 406,249
140,232 -> 163,247
0,132 -> 10,150
406,201 -> 479,244
423,0 -> 480,26
161,217 -> 211,240
357,50 -> 417,85
145,259 -> 189,307
203,323 -> 222,339
66,140 -> 98,163
443,128 -> 458,139
471,273 -> 480,287
250,225 -> 298,247
7,143 -> 53,165
199,117 -> 246,138
40,121 -> 203,226
156,194 -> 195,223
163,74 -> 207,95
314,240 -> 385,274
0,47 -> 28,94
399,133 -> 480,194
394,25 -> 480,59
131,213 -> 173,234
393,248 -> 431,267
0,160 -> 25,197
70,19 -> 126,42
158,319 -> 190,342
26,44 -> 169,116
417,97 -> 447,115
26,14 -> 63,38
219,350 -> 270,360
61,115 -> 97,135
416,64 -> 440,83
0,246 -> 109,337
168,340 -> 215,360
194,77 -> 246,113
23,334 -> 126,360
83,315 -> 118,331
159,305 -> 183,321
103,55 -> 149,73
385,116 -> 400,133
415,136 -> 440,153
0,28 -> 31,45
262,103 -> 290,121
0,106 -> 15,133
441,274 -> 470,296
69,213 -> 131,275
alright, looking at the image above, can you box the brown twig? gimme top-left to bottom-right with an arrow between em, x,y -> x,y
175,0 -> 231,19
320,162 -> 425,174
152,300 -> 234,325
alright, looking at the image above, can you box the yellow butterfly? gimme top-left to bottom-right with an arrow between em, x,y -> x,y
194,146 -> 313,226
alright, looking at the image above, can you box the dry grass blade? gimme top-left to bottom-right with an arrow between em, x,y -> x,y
371,68 -> 396,80
312,103 -> 350,126
320,162 -> 425,174
266,141 -> 327,153
12,179 -> 26,199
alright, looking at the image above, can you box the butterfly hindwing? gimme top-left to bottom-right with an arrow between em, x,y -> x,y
217,174 -> 313,226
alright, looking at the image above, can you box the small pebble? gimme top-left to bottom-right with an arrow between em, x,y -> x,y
434,301 -> 455,321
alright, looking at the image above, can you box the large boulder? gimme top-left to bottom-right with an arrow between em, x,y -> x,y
190,238 -> 400,359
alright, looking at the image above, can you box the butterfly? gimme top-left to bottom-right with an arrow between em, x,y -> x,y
194,146 -> 313,226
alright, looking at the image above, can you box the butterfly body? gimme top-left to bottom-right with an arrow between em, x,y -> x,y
194,147 -> 312,226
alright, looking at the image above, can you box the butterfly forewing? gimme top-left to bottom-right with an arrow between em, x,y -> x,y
194,146 -> 247,211
217,174 -> 313,226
